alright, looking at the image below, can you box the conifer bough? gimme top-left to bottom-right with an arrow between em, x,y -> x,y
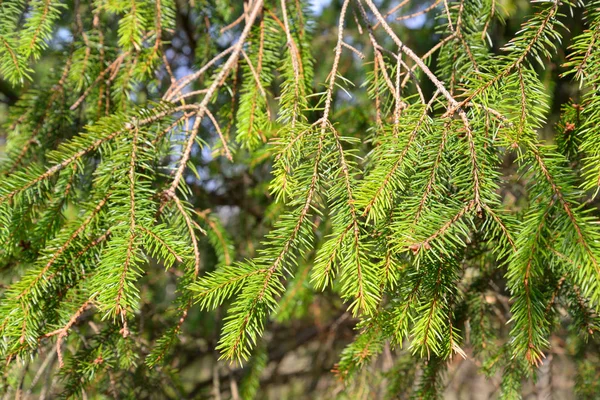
0,0 -> 599,398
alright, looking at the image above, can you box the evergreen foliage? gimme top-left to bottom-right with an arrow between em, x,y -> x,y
0,0 -> 599,398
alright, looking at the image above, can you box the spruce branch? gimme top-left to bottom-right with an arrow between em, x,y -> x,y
44,299 -> 94,368
168,0 -> 264,194
1,1 -> 600,397
447,0 -> 561,114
